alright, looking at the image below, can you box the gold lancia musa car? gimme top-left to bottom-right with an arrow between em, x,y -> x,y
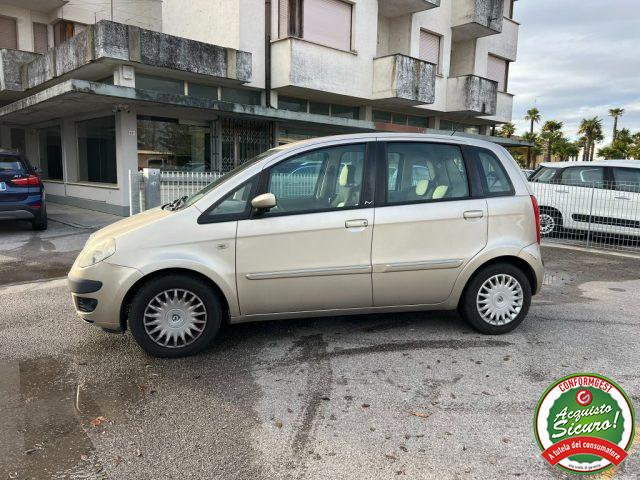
68,134 -> 544,357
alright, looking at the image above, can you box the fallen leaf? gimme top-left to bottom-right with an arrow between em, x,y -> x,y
408,411 -> 429,419
361,403 -> 370,408
90,416 -> 107,427
275,420 -> 283,429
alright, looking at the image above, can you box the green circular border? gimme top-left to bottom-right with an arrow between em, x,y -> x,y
534,373 -> 636,475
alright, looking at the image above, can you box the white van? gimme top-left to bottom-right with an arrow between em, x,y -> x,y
68,134 -> 544,357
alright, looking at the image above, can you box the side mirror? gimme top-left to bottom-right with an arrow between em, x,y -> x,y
251,193 -> 277,212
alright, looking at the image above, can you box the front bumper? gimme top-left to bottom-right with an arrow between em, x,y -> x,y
68,260 -> 143,331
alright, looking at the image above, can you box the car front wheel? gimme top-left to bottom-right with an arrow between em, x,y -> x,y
129,274 -> 222,357
460,263 -> 532,335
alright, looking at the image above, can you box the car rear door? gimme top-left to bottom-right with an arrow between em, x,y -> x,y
610,167 -> 640,236
556,166 -> 607,232
371,141 -> 488,307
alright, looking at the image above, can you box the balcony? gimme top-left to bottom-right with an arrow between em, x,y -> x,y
446,75 -> 497,115
19,20 -> 251,91
482,91 -> 513,123
0,49 -> 41,103
452,0 -> 504,40
378,0 -> 440,18
372,55 -> 435,106
1,0 -> 67,11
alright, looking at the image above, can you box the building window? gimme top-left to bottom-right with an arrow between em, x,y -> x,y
279,96 -> 359,119
54,20 -> 75,46
309,101 -> 331,115
280,0 -> 352,51
137,116 -> 212,172
221,87 -> 262,105
487,54 -> 509,92
136,74 -> 184,95
189,83 -> 219,100
33,22 -> 49,53
419,30 -> 441,73
77,116 -> 117,184
38,126 -> 63,180
439,120 -> 482,135
10,128 -> 25,153
331,104 -> 359,119
373,110 -> 429,128
279,96 -> 308,112
0,16 -> 18,50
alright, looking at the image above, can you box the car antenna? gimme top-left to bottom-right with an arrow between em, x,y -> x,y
450,116 -> 468,136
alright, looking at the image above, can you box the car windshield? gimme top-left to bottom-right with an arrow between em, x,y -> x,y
529,167 -> 557,183
176,147 -> 284,210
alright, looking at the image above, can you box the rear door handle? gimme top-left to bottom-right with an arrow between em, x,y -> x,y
345,219 -> 369,228
556,189 -> 569,194
463,210 -> 484,220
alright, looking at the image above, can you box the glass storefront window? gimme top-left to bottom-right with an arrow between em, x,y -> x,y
38,126 -> 63,180
137,116 -> 212,172
331,104 -> 360,119
221,87 -> 262,105
77,116 -> 117,184
136,74 -> 184,95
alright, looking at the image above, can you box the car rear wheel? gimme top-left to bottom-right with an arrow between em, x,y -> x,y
460,263 -> 531,335
539,208 -> 562,237
129,274 -> 222,357
32,209 -> 47,231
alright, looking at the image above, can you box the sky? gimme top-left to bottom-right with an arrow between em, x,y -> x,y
510,0 -> 640,148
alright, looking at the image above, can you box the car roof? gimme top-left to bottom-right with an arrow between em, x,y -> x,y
539,160 -> 640,169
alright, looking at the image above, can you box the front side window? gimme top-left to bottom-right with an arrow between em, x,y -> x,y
476,149 -> 513,195
267,143 -> 366,214
385,143 -> 469,204
77,116 -> 117,184
560,167 -> 604,188
612,168 -> 640,193
204,181 -> 255,221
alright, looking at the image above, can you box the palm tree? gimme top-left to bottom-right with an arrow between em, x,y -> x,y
608,108 -> 624,140
524,107 -> 541,167
522,131 -> 541,168
540,120 -> 563,161
499,123 -> 516,138
578,117 -> 604,161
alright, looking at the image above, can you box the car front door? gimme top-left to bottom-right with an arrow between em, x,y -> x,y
235,142 -> 374,316
371,141 -> 488,307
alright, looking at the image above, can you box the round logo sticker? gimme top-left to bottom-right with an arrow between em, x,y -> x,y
535,373 -> 635,474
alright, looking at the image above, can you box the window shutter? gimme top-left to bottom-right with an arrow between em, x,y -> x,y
279,0 -> 289,38
419,30 -> 440,68
303,0 -> 352,51
0,17 -> 18,50
487,55 -> 507,92
33,23 -> 48,54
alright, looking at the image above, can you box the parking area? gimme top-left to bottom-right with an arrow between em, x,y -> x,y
0,206 -> 639,479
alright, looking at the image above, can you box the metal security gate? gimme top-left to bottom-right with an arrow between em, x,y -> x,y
220,118 -> 274,172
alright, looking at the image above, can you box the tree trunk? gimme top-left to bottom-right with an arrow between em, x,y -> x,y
613,117 -> 618,140
582,141 -> 588,161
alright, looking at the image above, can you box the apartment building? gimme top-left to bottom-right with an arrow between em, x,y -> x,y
0,0 -> 523,215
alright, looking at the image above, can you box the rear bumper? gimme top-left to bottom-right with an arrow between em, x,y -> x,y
0,209 -> 35,220
518,242 -> 544,294
0,200 -> 44,220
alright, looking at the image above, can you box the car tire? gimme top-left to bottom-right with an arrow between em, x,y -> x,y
32,209 -> 47,231
539,208 -> 562,237
128,274 -> 223,357
460,263 -> 532,335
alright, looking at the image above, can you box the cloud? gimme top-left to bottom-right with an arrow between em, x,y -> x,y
510,0 -> 640,149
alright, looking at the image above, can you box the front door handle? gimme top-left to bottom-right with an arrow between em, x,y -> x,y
615,196 -> 630,200
463,210 -> 484,220
556,189 -> 570,194
345,219 -> 369,228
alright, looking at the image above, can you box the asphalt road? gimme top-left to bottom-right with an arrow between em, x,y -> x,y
0,212 -> 639,479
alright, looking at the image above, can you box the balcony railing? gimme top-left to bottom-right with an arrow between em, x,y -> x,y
446,75 -> 497,115
452,0 -> 504,40
372,54 -> 435,105
378,0 -> 440,17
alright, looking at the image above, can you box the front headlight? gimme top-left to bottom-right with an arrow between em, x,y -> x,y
77,238 -> 116,268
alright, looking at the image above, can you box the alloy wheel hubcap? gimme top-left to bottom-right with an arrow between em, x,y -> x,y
539,213 -> 556,235
476,274 -> 523,325
143,289 -> 207,348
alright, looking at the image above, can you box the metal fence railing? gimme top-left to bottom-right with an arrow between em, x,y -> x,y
529,179 -> 640,254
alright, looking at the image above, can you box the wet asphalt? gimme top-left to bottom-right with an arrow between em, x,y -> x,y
0,214 -> 639,479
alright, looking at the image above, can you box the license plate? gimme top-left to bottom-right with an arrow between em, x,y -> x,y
0,182 -> 6,191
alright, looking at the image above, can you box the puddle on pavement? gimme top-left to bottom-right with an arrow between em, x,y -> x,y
542,270 -> 578,288
0,356 -> 147,479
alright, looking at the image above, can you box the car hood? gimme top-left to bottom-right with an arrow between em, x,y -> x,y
88,207 -> 174,246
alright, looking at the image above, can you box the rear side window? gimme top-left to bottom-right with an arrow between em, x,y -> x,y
530,167 -> 557,183
0,156 -> 26,174
385,143 -> 469,204
560,167 -> 604,188
612,168 -> 640,193
474,149 -> 513,195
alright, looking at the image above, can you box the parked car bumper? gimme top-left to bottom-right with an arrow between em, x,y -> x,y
518,242 -> 544,294
68,260 -> 143,331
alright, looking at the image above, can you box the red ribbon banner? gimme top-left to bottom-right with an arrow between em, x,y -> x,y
542,436 -> 628,466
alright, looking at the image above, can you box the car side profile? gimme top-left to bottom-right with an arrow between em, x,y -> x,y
0,149 -> 47,231
68,134 -> 543,357
529,160 -> 640,237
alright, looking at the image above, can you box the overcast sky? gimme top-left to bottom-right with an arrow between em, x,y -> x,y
510,0 -> 640,147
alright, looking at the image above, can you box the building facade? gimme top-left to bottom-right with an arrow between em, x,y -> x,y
0,0 -> 523,215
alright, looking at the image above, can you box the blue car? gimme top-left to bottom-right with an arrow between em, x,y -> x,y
0,149 -> 47,230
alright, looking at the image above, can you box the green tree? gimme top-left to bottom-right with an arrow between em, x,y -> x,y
554,137 -> 580,161
499,122 -> 516,138
524,107 -> 541,167
598,128 -> 634,159
628,133 -> 640,159
522,131 -> 542,167
608,108 -> 625,139
540,120 -> 564,162
578,117 -> 604,161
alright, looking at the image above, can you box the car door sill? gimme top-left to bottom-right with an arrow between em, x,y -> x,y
246,265 -> 372,280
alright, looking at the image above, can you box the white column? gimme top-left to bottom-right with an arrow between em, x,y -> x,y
61,119 -> 77,183
115,108 -> 138,208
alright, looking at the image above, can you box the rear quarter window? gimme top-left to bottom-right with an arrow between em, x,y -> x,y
472,148 -> 514,196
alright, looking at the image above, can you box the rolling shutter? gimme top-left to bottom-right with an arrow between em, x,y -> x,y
33,22 -> 48,54
419,30 -> 440,69
0,16 -> 18,50
279,0 -> 289,38
487,54 -> 507,92
303,0 -> 352,51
